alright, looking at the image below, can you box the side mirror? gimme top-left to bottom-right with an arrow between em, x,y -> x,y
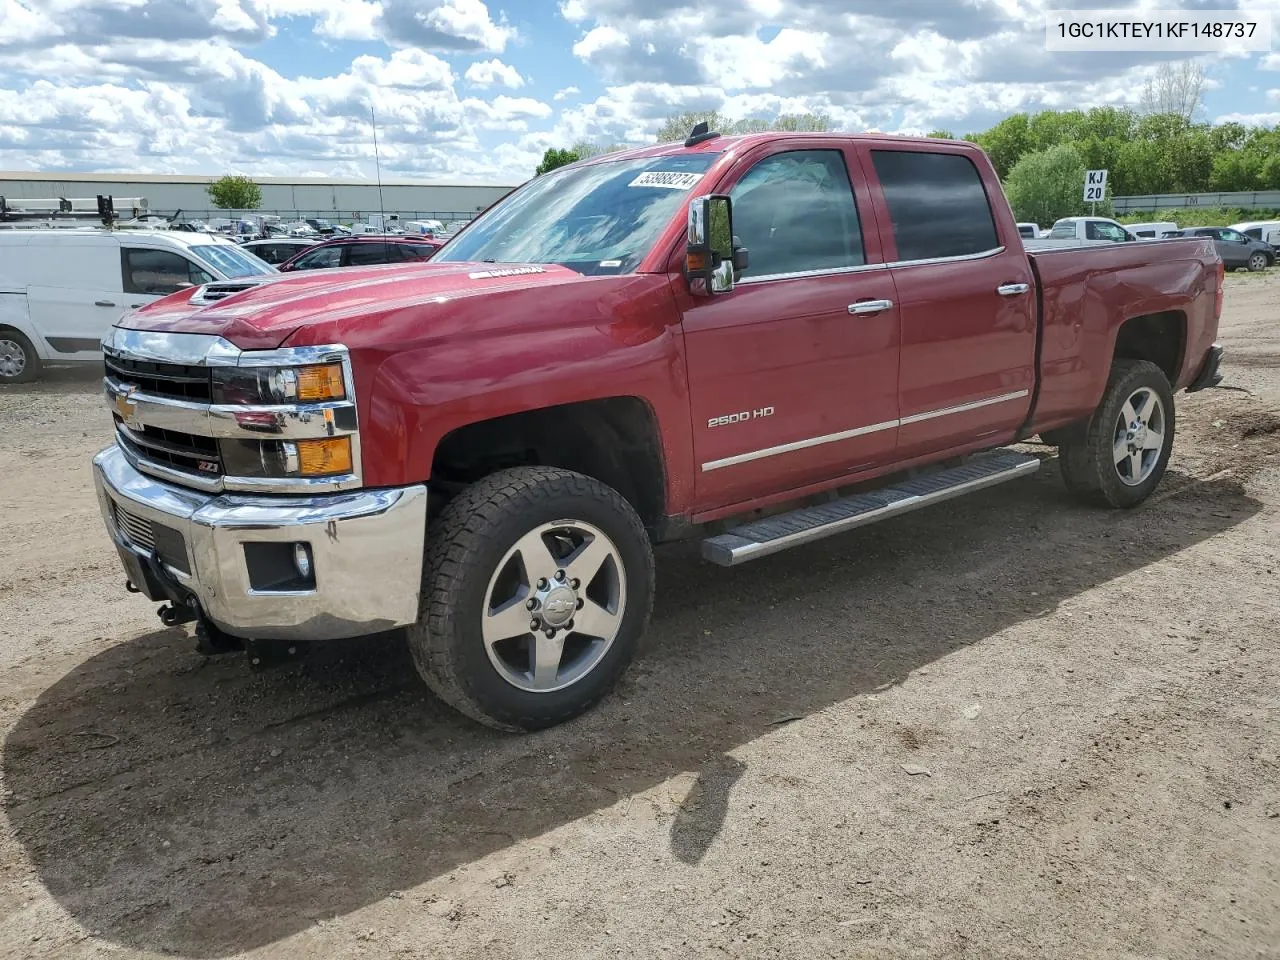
686,195 -> 739,296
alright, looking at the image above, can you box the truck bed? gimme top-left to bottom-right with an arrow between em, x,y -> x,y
1025,235 -> 1220,433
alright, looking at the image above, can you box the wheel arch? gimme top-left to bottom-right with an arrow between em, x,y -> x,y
1111,310 -> 1186,388
428,396 -> 669,534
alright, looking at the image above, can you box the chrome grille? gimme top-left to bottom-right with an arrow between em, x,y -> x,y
114,422 -> 222,477
113,502 -> 155,552
104,352 -> 212,402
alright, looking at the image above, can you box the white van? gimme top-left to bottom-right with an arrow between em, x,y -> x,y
1232,220 -> 1280,250
0,230 -> 274,382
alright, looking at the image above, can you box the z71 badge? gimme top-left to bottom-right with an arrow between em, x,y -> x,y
708,406 -> 774,429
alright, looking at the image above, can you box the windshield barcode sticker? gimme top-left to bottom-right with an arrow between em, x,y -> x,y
628,171 -> 703,190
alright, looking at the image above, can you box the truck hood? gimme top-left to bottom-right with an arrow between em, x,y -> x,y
117,261 -> 589,350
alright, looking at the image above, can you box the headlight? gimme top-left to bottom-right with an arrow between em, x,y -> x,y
213,363 -> 346,404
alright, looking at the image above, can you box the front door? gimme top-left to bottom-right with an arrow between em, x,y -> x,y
679,145 -> 900,512
865,146 -> 1036,460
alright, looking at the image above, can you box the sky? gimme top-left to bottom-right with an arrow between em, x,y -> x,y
0,0 -> 1278,184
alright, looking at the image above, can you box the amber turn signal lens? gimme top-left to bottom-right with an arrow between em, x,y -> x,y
686,252 -> 707,272
296,437 -> 353,476
296,363 -> 345,402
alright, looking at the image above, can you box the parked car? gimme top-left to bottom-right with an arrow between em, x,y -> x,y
92,130 -> 1222,731
304,218 -> 337,235
1047,217 -> 1137,242
1171,226 -> 1273,271
0,229 -> 274,382
1231,220 -> 1280,253
277,234 -> 444,271
240,237 -> 321,266
1124,221 -> 1179,239
1016,222 -> 1040,240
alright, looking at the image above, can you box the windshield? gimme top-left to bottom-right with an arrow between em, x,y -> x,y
433,152 -> 719,275
191,244 -> 277,277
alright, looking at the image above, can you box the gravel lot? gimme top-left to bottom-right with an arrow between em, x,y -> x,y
1,274 -> 1278,960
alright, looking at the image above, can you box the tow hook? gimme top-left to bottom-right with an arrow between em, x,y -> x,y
125,579 -> 141,594
158,602 -> 197,628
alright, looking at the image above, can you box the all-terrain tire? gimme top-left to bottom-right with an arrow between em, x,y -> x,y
407,466 -> 655,731
1058,359 -> 1175,508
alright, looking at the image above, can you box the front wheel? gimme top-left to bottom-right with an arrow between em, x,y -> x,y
1058,359 -> 1175,508
1248,252 -> 1270,272
407,466 -> 655,731
0,330 -> 40,383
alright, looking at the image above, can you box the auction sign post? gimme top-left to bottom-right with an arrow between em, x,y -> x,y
1084,169 -> 1108,214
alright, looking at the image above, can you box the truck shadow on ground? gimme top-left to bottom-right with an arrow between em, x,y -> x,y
2,465 -> 1260,957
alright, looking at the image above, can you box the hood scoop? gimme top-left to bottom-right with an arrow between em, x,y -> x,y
189,275 -> 279,305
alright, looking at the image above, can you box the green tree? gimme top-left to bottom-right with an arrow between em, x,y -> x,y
206,175 -> 261,210
534,147 -> 580,176
926,129 -> 955,139
972,113 -> 1033,179
1004,144 -> 1095,226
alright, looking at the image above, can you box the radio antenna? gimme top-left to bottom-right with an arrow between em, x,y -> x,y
371,103 -> 388,256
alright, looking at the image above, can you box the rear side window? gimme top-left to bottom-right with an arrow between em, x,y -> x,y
345,243 -> 395,266
1050,221 -> 1076,239
122,248 -> 213,295
729,149 -> 865,279
871,150 -> 999,261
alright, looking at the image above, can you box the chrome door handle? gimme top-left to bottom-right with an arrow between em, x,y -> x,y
997,283 -> 1030,296
94,300 -> 117,307
848,299 -> 894,315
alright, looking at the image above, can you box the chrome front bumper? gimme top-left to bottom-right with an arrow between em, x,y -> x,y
93,445 -> 427,642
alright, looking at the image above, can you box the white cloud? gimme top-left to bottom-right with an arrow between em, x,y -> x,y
256,0 -> 382,40
554,85 -> 581,100
464,58 -> 525,89
378,0 -> 514,52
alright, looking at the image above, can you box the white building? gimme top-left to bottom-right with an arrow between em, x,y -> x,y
0,171 -> 521,221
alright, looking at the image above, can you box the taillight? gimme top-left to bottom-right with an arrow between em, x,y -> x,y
1214,258 -> 1224,319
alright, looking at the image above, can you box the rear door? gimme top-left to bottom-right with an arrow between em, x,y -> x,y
865,146 -> 1035,461
24,237 -> 130,356
679,142 -> 901,510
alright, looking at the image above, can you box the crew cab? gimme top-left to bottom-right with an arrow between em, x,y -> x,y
92,129 -> 1224,731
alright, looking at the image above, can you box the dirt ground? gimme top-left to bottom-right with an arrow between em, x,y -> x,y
1,274 -> 1278,960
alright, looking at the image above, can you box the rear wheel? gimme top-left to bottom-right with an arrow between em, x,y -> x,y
407,466 -> 655,731
0,330 -> 39,384
1058,359 -> 1175,508
1248,251 -> 1270,272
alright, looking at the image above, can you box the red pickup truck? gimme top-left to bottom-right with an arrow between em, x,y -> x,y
94,127 -> 1224,731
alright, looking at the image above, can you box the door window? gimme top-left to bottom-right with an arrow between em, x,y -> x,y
1085,220 -> 1129,242
870,150 -> 999,261
1217,228 -> 1246,243
122,248 -> 214,295
728,149 -> 865,280
289,245 -> 343,270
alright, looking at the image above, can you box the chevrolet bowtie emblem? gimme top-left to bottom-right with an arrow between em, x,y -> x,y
113,384 -> 141,429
